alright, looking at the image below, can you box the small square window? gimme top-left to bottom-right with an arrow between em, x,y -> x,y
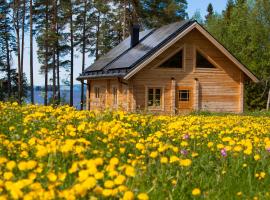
179,90 -> 190,101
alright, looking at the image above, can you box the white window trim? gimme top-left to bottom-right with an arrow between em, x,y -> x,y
145,86 -> 165,111
151,45 -> 186,72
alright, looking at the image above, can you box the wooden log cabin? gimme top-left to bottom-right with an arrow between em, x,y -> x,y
77,20 -> 259,114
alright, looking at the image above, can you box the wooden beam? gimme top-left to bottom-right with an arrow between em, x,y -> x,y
239,72 -> 244,113
86,80 -> 91,111
105,79 -> 110,108
171,78 -> 176,114
194,78 -> 199,111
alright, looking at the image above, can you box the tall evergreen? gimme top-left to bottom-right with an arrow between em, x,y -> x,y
205,3 -> 214,21
133,0 -> 188,28
0,0 -> 16,99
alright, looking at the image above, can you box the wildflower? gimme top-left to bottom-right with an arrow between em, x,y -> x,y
125,166 -> 136,177
192,188 -> 201,196
114,175 -> 126,185
6,161 -> 16,171
221,149 -> 227,157
170,156 -> 179,163
104,180 -> 115,189
180,149 -> 188,155
183,134 -> 190,140
160,157 -> 168,164
102,189 -> 113,197
94,172 -> 104,180
150,151 -> 158,158
237,192 -> 242,196
207,142 -> 214,148
123,191 -> 134,200
180,159 -> 192,167
254,154 -> 260,161
47,172 -> 57,182
110,157 -> 119,166
137,193 -> 149,200
3,172 -> 13,180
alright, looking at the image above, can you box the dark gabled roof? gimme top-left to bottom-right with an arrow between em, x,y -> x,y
78,20 -> 194,79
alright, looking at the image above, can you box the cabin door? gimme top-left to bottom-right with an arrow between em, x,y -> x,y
177,86 -> 193,112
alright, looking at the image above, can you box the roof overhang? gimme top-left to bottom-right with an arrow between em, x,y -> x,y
123,22 -> 259,83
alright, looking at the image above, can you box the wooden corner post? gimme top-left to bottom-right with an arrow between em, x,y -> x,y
171,78 -> 176,114
239,72 -> 244,113
194,78 -> 199,111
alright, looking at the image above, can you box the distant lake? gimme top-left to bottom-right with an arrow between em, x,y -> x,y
26,85 -> 86,109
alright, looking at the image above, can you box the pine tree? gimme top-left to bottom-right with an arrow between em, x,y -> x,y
223,0 -> 235,22
133,0 -> 188,28
74,0 -> 93,110
0,0 -> 16,99
30,0 -> 34,103
205,3 -> 214,21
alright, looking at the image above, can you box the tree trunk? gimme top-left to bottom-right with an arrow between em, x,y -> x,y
95,11 -> 100,60
30,0 -> 34,104
44,2 -> 49,106
52,0 -> 57,104
4,20 -> 11,98
15,27 -> 21,103
70,0 -> 74,107
13,1 -> 21,104
20,0 -> 26,100
57,37 -> 61,103
267,88 -> 270,111
80,0 -> 87,110
56,0 -> 61,103
122,0 -> 127,40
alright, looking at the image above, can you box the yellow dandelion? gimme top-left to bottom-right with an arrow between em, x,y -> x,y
123,191 -> 134,200
137,193 -> 149,200
192,188 -> 201,196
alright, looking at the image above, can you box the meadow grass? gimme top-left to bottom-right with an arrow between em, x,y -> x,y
0,102 -> 270,199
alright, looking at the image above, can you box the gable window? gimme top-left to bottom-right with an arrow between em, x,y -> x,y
148,88 -> 162,108
94,87 -> 100,99
179,90 -> 190,102
159,49 -> 183,68
196,51 -> 216,68
113,87 -> 118,105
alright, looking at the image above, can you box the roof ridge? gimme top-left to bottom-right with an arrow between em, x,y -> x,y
101,29 -> 156,72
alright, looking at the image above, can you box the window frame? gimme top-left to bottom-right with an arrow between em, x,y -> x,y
193,47 -> 221,72
179,90 -> 190,102
151,45 -> 186,71
145,86 -> 165,111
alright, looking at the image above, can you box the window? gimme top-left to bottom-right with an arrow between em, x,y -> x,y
113,87 -> 118,105
159,49 -> 183,68
179,90 -> 190,101
94,87 -> 100,99
196,51 -> 216,68
148,88 -> 162,108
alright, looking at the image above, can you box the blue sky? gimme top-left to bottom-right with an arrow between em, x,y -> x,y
24,0 -> 228,86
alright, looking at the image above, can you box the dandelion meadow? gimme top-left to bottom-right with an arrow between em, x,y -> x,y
1,102 -> 270,199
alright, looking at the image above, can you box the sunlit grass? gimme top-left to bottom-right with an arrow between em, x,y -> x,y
0,102 -> 270,199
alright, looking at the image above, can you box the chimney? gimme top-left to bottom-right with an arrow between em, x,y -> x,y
130,24 -> 140,47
